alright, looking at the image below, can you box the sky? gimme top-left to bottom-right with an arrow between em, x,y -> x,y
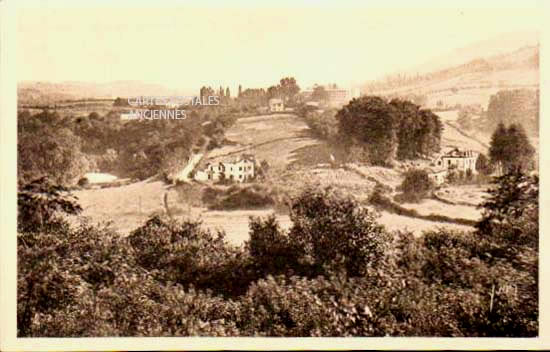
16,0 -> 542,93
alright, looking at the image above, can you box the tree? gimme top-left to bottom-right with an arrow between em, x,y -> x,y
506,123 -> 535,172
475,153 -> 493,176
267,85 -> 282,99
238,84 -> 242,98
288,186 -> 389,276
489,122 -> 534,174
225,87 -> 231,99
390,99 -> 421,159
399,169 -> 434,202
18,118 -> 88,186
388,99 -> 442,160
336,96 -> 398,166
279,77 -> 300,104
476,169 -> 538,248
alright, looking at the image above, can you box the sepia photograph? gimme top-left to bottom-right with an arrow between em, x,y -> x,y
1,0 -> 546,349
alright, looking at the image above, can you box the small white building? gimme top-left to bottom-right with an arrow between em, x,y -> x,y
268,98 -> 284,112
426,167 -> 447,186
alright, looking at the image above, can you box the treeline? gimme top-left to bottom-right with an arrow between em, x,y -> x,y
196,77 -> 301,110
17,170 -> 538,336
299,96 -> 443,166
235,77 -> 301,108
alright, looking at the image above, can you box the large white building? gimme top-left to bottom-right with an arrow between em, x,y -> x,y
434,148 -> 479,174
195,156 -> 255,183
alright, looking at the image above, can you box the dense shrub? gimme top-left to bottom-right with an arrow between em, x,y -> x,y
397,169 -> 434,202
238,274 -> 380,336
204,184 -> 276,210
288,187 -> 389,276
128,215 -> 250,297
18,176 -> 82,233
246,215 -> 299,274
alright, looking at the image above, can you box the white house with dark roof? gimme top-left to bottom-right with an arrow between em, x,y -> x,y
196,155 -> 255,183
434,148 -> 478,174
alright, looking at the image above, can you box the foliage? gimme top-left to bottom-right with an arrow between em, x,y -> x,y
246,215 -> 300,274
336,96 -> 397,166
203,184 -> 276,210
398,169 -> 434,203
489,122 -> 535,174
475,153 -> 493,175
128,215 -> 249,297
335,96 -> 442,166
288,187 -> 389,276
18,110 -> 90,185
390,99 -> 443,160
17,176 -> 82,233
476,170 -> 538,249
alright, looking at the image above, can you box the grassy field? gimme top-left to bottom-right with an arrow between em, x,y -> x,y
399,198 -> 482,221
207,114 -> 322,171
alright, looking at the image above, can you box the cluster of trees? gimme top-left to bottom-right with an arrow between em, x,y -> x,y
297,107 -> 339,141
266,77 -> 300,104
18,110 -> 92,186
336,96 -> 443,166
17,104 -> 238,185
235,77 -> 301,108
17,171 -> 538,336
486,89 -> 539,135
237,87 -> 268,108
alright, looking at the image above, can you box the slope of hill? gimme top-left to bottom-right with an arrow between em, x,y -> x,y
362,39 -> 539,110
405,31 -> 539,75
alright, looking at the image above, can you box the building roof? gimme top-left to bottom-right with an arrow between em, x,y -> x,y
443,148 -> 477,158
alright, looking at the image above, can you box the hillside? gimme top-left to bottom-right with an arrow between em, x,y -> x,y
362,42 -> 539,109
